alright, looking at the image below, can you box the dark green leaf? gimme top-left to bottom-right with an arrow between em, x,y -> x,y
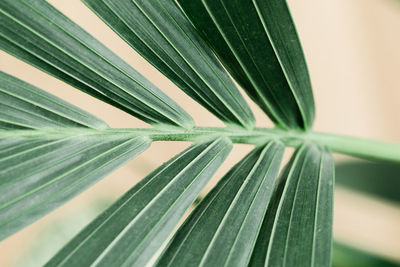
248,148 -> 296,267
336,160 -> 400,204
333,242 -> 400,267
82,0 -> 255,129
156,141 -> 284,267
250,144 -> 334,267
0,0 -> 193,128
178,0 -> 315,130
0,71 -> 151,240
46,138 -> 232,267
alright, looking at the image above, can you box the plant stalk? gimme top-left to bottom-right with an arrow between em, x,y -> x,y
3,126 -> 399,163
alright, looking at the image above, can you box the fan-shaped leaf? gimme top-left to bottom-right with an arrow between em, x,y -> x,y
250,144 -> 334,267
156,141 -> 284,267
46,138 -> 232,267
0,72 -> 151,240
83,0 -> 255,129
0,0 -> 193,128
178,0 -> 315,130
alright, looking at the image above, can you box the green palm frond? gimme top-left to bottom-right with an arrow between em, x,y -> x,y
0,0 -> 193,128
0,0 -> 399,266
83,0 -> 255,129
0,71 -> 150,240
258,144 -> 334,267
47,139 -> 231,266
157,141 -> 284,266
178,0 -> 315,130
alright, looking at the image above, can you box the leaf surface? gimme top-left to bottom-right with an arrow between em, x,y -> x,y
0,71 -> 106,130
46,138 -> 232,267
83,0 -> 255,129
249,144 -> 335,267
0,71 -> 150,240
157,141 -> 284,267
0,0 -> 193,128
178,0 -> 315,130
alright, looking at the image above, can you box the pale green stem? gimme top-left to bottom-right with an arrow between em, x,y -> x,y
2,126 -> 399,163
306,131 -> 400,163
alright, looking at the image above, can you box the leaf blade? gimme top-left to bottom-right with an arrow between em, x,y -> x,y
83,0 -> 255,129
0,135 -> 150,241
0,71 -> 107,130
156,141 -> 284,267
0,0 -> 193,128
0,72 -> 151,240
250,144 -> 335,267
45,138 -> 232,267
253,0 -> 315,129
178,0 -> 315,130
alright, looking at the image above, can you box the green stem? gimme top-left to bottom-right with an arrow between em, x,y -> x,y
307,131 -> 400,163
3,126 -> 399,163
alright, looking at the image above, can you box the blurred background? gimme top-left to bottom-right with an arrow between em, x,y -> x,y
0,0 -> 399,266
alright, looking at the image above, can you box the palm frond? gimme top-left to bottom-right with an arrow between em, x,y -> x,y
157,141 -> 284,266
46,138 -> 232,266
1,1 -> 393,266
83,0 -> 255,129
250,144 -> 334,267
0,71 -> 150,240
178,0 -> 315,130
0,0 -> 193,128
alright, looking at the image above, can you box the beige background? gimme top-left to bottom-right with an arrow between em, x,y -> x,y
0,0 -> 400,265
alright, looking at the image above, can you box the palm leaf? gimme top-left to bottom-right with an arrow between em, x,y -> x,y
0,71 -> 150,240
250,144 -> 334,266
0,71 -> 106,130
178,0 -> 315,130
46,138 -> 232,266
0,0 -> 193,128
336,160 -> 400,204
1,1 -> 390,266
156,141 -> 284,267
82,0 -> 255,129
